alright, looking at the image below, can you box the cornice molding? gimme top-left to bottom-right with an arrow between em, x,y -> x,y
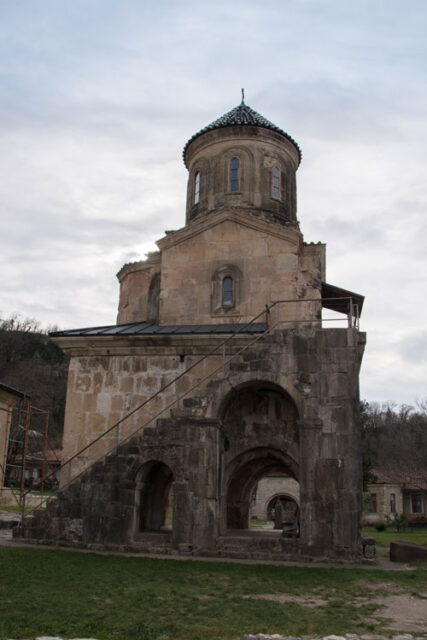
116,252 -> 161,282
53,332 -> 257,357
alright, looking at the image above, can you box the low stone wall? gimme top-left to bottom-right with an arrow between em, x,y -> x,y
0,487 -> 52,508
390,540 -> 427,563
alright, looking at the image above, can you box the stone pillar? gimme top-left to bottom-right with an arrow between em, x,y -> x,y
298,329 -> 363,558
171,481 -> 194,552
298,419 -> 324,554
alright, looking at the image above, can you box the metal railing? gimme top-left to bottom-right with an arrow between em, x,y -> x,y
18,296 -> 360,518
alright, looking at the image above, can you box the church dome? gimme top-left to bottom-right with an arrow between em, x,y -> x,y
183,99 -> 301,167
183,96 -> 301,226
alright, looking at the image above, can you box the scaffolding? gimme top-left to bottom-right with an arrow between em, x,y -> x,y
0,396 -> 60,520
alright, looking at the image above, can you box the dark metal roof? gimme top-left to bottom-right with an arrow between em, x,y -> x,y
50,321 -> 267,338
0,382 -> 28,398
183,101 -> 301,164
321,282 -> 364,315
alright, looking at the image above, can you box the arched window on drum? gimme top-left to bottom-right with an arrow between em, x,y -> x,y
194,171 -> 200,205
272,166 -> 282,199
229,157 -> 240,192
222,276 -> 233,307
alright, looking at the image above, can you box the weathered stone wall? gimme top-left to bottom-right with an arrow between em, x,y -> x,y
198,327 -> 365,557
115,211 -> 325,328
116,253 -> 161,324
21,326 -> 365,560
16,416 -> 220,553
183,126 -> 300,224
60,344 -> 226,481
157,211 -> 324,326
364,483 -> 403,523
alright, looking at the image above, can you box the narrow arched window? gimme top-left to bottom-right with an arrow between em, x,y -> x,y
222,276 -> 233,306
194,171 -> 200,205
229,157 -> 239,192
272,166 -> 281,199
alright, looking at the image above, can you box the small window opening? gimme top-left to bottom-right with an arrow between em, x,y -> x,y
390,493 -> 396,513
370,493 -> 377,512
411,493 -> 423,513
222,276 -> 233,306
194,171 -> 200,205
272,166 -> 281,199
230,157 -> 239,192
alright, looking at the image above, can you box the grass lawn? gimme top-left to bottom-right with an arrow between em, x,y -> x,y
0,506 -> 32,514
363,526 -> 427,548
1,547 -> 427,640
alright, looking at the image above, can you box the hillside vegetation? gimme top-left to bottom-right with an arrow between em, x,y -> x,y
0,315 -> 69,446
361,400 -> 427,488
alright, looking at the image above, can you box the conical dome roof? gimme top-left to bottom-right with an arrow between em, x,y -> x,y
183,99 -> 301,164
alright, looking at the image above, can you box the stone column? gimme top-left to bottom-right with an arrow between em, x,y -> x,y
298,329 -> 363,558
172,481 -> 194,552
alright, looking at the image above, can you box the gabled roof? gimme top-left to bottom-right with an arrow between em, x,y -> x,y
183,100 -> 301,164
50,321 -> 267,338
370,469 -> 427,491
157,208 -> 301,252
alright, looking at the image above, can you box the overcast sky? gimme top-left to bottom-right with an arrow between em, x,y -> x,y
1,0 -> 426,405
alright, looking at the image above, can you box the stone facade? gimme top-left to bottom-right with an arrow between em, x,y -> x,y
117,210 -> 324,328
15,100 -> 366,560
364,481 -> 403,524
365,470 -> 427,525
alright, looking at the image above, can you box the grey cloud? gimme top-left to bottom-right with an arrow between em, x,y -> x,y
398,333 -> 427,364
1,0 -> 426,404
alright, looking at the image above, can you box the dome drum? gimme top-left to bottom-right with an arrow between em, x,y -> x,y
185,124 -> 299,225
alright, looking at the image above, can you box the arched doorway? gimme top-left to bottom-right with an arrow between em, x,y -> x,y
225,447 -> 298,530
267,494 -> 299,522
219,381 -> 299,533
137,460 -> 174,532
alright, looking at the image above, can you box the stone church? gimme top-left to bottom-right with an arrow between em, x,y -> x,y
17,98 -> 366,560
